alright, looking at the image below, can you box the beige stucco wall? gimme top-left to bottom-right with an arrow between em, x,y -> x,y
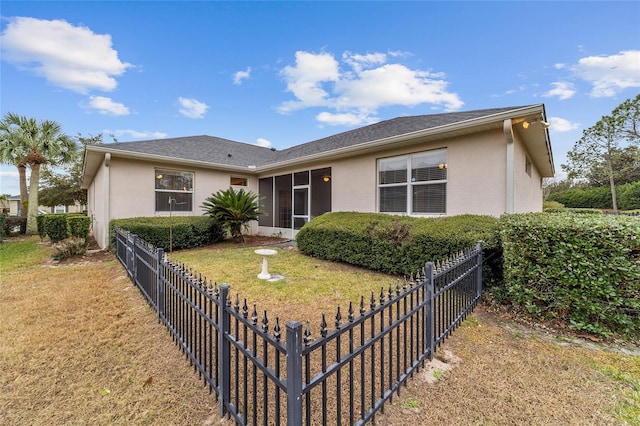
88,123 -> 546,247
326,129 -> 510,217
89,156 -> 259,248
513,133 -> 544,213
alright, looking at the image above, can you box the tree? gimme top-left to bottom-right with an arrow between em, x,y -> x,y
0,113 -> 29,217
201,187 -> 264,242
0,113 -> 77,234
39,133 -> 104,208
562,94 -> 640,213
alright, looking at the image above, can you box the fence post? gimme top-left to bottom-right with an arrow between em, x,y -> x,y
219,284 -> 231,417
286,321 -> 303,426
131,234 -> 138,285
425,262 -> 435,361
475,241 -> 483,303
156,248 -> 164,323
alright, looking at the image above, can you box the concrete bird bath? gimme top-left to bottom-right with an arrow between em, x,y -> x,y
255,249 -> 278,280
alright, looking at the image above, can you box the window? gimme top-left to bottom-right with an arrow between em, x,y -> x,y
230,176 -> 248,186
54,205 -> 67,213
378,149 -> 447,214
525,155 -> 532,177
155,169 -> 193,212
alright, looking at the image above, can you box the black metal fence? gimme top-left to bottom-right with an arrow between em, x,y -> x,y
115,227 -> 483,425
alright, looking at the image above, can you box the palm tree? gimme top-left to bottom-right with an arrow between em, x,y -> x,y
0,113 -> 76,234
201,187 -> 264,242
0,113 -> 29,218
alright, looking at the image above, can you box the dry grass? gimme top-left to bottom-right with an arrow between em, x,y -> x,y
1,236 -> 638,425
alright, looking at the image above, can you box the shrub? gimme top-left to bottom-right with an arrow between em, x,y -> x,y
296,212 -> 500,276
43,214 -> 70,243
0,213 -> 4,242
3,216 -> 27,236
52,237 -> 87,261
498,213 -> 640,338
68,215 -> 91,245
109,216 -> 225,251
543,200 -> 564,211
36,215 -> 46,240
618,181 -> 640,210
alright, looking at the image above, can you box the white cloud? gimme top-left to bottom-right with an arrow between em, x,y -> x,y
178,97 -> 209,118
255,138 -> 272,148
85,96 -> 130,116
279,51 -> 340,113
316,111 -> 378,126
572,50 -> 640,97
233,67 -> 251,85
554,63 -> 567,70
278,50 -> 463,126
107,129 -> 168,140
0,17 -> 131,93
548,117 -> 580,132
542,82 -> 576,100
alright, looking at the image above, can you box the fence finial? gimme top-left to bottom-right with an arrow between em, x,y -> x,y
304,321 -> 312,346
251,304 -> 258,325
320,314 -> 327,338
335,306 -> 342,330
242,299 -> 248,319
262,310 -> 269,333
348,302 -> 354,323
274,317 -> 281,341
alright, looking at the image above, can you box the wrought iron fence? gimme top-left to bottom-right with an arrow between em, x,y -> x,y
115,227 -> 483,425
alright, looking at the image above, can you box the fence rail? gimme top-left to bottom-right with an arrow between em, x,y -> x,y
115,227 -> 483,425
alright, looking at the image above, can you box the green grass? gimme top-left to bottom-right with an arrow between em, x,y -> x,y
587,355 -> 640,424
0,236 -> 50,273
169,244 -> 401,324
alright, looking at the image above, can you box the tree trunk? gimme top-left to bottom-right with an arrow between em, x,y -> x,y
605,153 -> 618,213
18,164 -> 28,218
26,163 -> 40,234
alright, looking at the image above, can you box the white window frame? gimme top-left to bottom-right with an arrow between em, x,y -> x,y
154,169 -> 194,212
377,149 -> 447,215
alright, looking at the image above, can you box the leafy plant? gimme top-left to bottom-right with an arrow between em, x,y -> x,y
498,213 -> 640,338
52,237 -> 87,260
296,212 -> 500,275
201,187 -> 264,243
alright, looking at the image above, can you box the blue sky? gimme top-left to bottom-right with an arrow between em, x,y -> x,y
1,1 -> 639,196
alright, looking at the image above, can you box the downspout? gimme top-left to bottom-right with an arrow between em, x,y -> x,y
503,119 -> 515,214
103,153 -> 111,249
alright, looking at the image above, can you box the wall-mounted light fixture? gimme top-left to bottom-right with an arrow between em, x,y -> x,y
438,163 -> 447,170
156,174 -> 163,179
322,176 -> 331,182
522,119 -> 550,130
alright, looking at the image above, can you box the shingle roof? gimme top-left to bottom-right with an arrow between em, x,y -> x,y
97,106 -> 532,167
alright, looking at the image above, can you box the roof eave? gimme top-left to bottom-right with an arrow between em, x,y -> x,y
256,105 -> 548,172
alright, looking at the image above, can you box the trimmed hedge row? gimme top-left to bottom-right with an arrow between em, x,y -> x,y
296,212 -> 500,276
498,213 -> 640,338
40,213 -> 91,243
547,181 -> 640,210
110,216 -> 225,251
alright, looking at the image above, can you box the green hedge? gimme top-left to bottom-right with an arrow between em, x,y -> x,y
110,216 -> 225,251
296,212 -> 500,276
36,215 -> 46,240
43,214 -> 70,243
2,216 -> 27,236
547,181 -> 640,210
0,213 -> 4,242
498,213 -> 640,338
68,215 -> 91,243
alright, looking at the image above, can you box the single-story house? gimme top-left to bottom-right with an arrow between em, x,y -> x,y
82,104 -> 554,249
3,195 -> 85,216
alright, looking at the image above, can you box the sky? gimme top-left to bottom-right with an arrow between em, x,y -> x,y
1,1 -> 639,196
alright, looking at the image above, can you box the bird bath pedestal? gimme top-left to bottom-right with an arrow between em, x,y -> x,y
255,249 -> 277,280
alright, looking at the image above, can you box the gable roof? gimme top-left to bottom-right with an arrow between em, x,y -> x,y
82,105 -> 554,188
